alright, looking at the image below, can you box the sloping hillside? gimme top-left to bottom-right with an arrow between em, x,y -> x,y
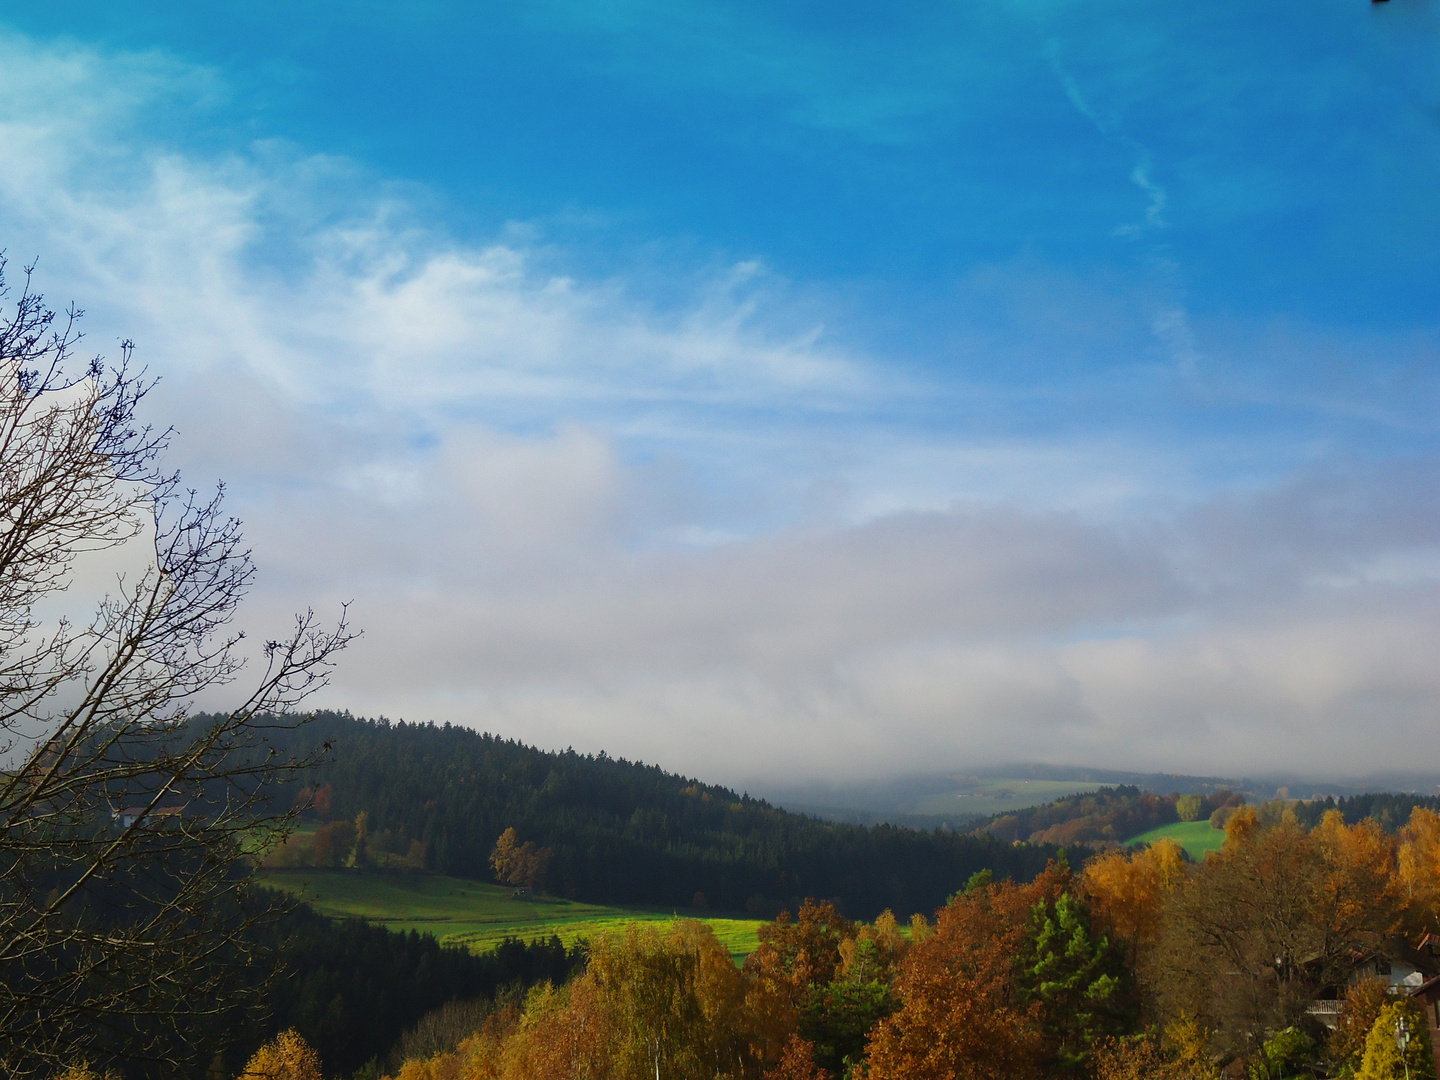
258,712 -> 1065,920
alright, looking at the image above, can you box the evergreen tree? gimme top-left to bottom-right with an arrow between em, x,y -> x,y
1017,891 -> 1137,1073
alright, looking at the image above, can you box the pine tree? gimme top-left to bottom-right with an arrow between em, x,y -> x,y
1017,891 -> 1137,1073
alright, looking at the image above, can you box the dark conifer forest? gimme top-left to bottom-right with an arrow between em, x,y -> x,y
261,711 -> 1066,919
258,904 -> 582,1077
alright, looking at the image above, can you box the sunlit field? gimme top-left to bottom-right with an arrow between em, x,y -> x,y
1126,820 -> 1226,860
258,868 -> 766,959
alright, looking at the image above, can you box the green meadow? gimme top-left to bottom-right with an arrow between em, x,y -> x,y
258,869 -> 766,959
1126,819 -> 1226,860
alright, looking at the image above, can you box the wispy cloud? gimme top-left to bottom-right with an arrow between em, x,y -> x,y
2,29 -> 1439,786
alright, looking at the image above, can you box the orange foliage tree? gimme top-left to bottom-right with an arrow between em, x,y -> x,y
761,1035 -> 829,1080
746,900 -> 855,1008
863,866 -> 1074,1080
1328,977 -> 1393,1075
743,899 -> 857,1063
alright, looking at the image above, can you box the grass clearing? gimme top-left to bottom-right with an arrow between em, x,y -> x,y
258,869 -> 765,960
1126,820 -> 1226,860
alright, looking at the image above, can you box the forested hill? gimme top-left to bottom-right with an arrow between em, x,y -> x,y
261,712 -> 1064,920
971,785 -> 1244,845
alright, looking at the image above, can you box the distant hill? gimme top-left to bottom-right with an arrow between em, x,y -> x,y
256,713 -> 1067,921
756,763 -> 1440,830
756,766 -> 1247,828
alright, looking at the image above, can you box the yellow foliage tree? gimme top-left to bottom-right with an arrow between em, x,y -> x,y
489,828 -> 552,891
497,979 -> 617,1080
585,922 -> 727,1080
1399,808 -> 1440,935
838,909 -> 908,980
482,921 -> 758,1080
1330,978 -> 1395,1074
47,1066 -> 120,1080
1356,1002 -> 1435,1080
238,1030 -> 322,1080
1312,811 -> 1404,942
1094,1025 -> 1219,1080
1222,805 -> 1261,851
1081,838 -> 1186,948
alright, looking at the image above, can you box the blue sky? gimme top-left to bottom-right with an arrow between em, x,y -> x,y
1,0 -> 1438,783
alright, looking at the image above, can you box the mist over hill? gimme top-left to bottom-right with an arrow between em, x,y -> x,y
751,763 -> 1440,829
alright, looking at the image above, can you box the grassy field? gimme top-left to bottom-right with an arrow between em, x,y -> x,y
908,777 -> 1103,819
1126,820 -> 1226,860
258,869 -> 766,959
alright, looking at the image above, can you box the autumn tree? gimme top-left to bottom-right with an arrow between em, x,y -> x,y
723,899 -> 844,1067
588,922 -> 715,1080
746,900 -> 855,1011
762,1036 -> 830,1080
1399,807 -> 1440,935
0,260 -> 352,1077
311,817 -> 358,867
495,980 -> 617,1080
238,1029 -> 323,1080
1093,1022 -> 1219,1080
863,867 -> 1073,1080
490,828 -> 552,891
1081,838 -> 1185,950
504,920 -> 763,1080
1151,808 -> 1405,1063
1329,978 -> 1394,1076
46,1065 -> 121,1080
1356,1001 -> 1436,1080
1313,810 -> 1402,935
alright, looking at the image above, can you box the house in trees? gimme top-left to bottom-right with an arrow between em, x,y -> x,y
1354,943 -> 1432,991
1308,937 -> 1440,1029
111,805 -> 186,830
1303,940 -> 1440,1076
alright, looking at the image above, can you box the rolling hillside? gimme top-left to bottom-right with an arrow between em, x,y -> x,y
253,712 -> 1067,920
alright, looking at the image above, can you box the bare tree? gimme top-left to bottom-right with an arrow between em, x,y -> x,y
0,257 -> 354,1077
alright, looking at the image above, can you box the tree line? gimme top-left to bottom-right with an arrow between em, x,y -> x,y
1292,792 -> 1440,834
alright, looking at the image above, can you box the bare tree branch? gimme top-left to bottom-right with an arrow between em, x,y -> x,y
0,255 -> 356,1077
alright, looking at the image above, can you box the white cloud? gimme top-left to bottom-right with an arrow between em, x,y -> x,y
2,30 -> 1439,787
